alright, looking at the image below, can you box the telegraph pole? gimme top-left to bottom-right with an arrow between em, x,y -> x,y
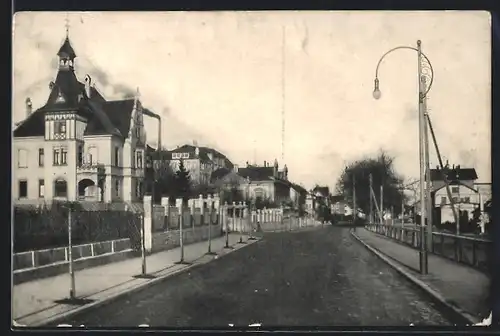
353,174 -> 357,227
380,184 -> 384,223
423,76 -> 433,251
369,174 -> 373,224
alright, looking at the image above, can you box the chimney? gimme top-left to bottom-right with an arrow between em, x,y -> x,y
25,97 -> 32,117
264,160 -> 267,167
246,161 -> 249,166
452,164 -> 455,170
84,75 -> 92,98
233,164 -> 239,172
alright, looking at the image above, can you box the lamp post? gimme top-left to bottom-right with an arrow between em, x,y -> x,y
372,40 -> 434,275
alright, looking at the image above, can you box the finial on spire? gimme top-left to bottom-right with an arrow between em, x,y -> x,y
65,13 -> 70,38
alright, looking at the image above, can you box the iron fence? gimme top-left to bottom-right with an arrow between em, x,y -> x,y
365,223 -> 491,272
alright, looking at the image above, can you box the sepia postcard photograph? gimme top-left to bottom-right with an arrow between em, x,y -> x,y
11,10 -> 493,329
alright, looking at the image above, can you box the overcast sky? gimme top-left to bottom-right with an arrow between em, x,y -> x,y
12,11 -> 491,190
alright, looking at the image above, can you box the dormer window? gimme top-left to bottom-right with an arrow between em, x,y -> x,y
55,89 -> 66,104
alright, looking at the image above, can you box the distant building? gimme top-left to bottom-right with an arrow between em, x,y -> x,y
430,163 -> 485,224
312,185 -> 331,210
154,143 -> 233,185
13,33 -> 153,204
212,159 -> 300,206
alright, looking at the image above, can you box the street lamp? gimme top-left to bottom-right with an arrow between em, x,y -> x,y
372,40 -> 434,275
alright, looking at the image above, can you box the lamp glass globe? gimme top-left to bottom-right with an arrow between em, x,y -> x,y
372,89 -> 381,100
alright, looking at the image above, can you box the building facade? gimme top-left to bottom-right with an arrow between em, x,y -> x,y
13,34 -> 152,204
212,160 -> 296,206
155,144 -> 233,185
430,164 -> 487,224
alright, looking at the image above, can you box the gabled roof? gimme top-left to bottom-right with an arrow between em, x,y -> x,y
430,167 -> 478,182
167,144 -> 233,167
291,183 -> 307,194
211,167 -> 232,182
101,99 -> 135,137
313,186 -> 330,197
238,166 -> 274,181
330,195 -> 344,203
434,180 -> 478,193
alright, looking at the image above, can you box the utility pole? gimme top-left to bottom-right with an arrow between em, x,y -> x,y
417,40 -> 428,275
401,189 -> 405,225
353,174 -> 357,227
369,173 -> 373,224
423,76 -> 433,252
380,184 -> 384,224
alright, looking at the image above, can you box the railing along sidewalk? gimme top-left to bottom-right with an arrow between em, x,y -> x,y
365,223 -> 491,272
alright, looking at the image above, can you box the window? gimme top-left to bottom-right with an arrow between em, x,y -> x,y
463,197 -> 470,203
61,148 -> 67,165
18,180 -> 27,198
38,148 -> 44,167
452,197 -> 459,203
183,153 -> 189,159
114,147 -> 120,166
54,120 -> 66,135
136,181 -> 142,197
38,179 -> 45,198
115,179 -> 121,197
53,147 -> 68,166
53,148 -> 60,165
136,150 -> 143,169
17,149 -> 28,168
78,145 -> 83,166
440,196 -> 447,204
451,187 -> 459,194
54,179 -> 67,197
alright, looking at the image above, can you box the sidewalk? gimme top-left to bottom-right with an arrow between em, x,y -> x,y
353,228 -> 490,324
13,233 -> 252,327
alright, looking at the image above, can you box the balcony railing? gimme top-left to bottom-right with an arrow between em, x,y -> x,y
77,163 -> 105,174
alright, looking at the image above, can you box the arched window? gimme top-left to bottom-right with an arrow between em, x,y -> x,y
54,179 -> 68,198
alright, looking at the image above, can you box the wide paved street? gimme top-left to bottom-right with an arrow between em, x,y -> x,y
57,226 -> 452,327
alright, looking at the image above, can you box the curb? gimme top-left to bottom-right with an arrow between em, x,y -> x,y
29,237 -> 261,327
350,230 -> 479,326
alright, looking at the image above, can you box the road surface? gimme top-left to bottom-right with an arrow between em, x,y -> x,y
55,226 -> 452,327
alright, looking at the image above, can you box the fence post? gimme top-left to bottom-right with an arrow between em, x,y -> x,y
161,197 -> 170,230
140,213 -> 147,276
67,204 -> 76,299
238,202 -> 246,244
206,194 -> 216,255
176,198 -> 187,263
224,202 -> 232,249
